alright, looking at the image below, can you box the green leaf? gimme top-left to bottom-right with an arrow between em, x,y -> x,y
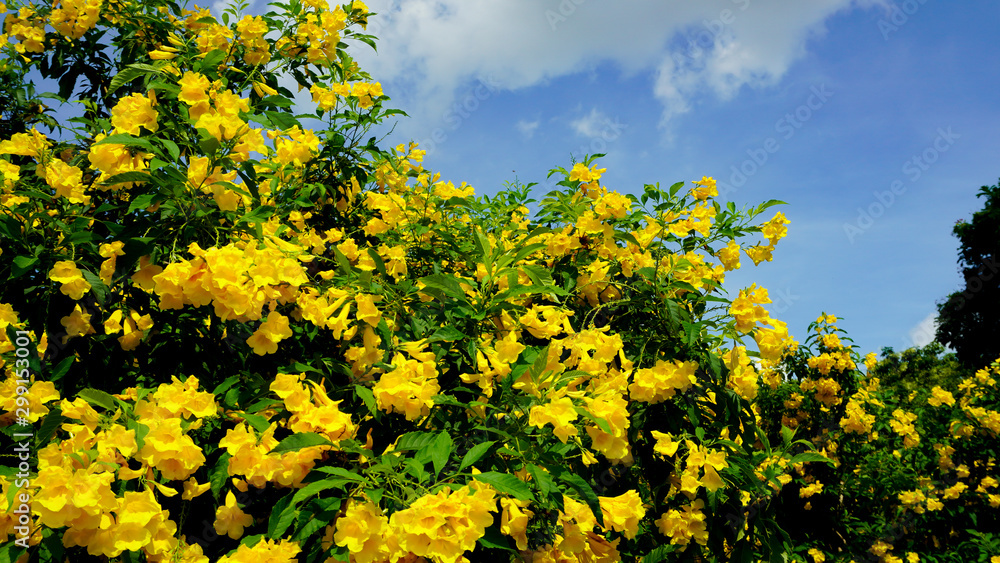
640,545 -> 676,563
478,525 -> 517,552
426,326 -> 466,343
35,409 -> 65,447
365,247 -> 388,279
267,493 -> 296,539
473,228 -> 493,261
428,432 -> 453,475
313,467 -> 364,482
290,478 -> 347,508
512,242 -> 547,263
395,431 -> 437,451
354,384 -> 377,415
236,205 -> 275,226
788,452 -> 832,465
270,433 -> 333,454
575,406 -> 612,435
160,139 -> 180,162
459,441 -> 494,471
212,376 -> 241,396
553,470 -> 604,527
209,452 -> 232,501
418,274 -> 468,301
262,95 -> 293,108
199,135 -> 221,154
79,269 -> 108,305
92,133 -> 156,152
197,49 -> 228,73
241,412 -> 271,433
432,394 -> 466,407
77,388 -> 116,411
11,256 -> 38,279
526,464 -> 560,504
755,199 -> 787,215
780,425 -> 795,447
472,472 -> 534,501
107,64 -> 163,95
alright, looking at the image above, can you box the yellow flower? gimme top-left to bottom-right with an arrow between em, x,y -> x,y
761,211 -> 790,245
529,397 -> 578,443
33,466 -> 117,529
273,126 -> 320,167
150,375 -> 218,419
60,303 -> 96,340
744,243 -> 775,266
654,499 -> 708,546
49,0 -> 101,39
494,330 -> 526,364
215,491 -> 255,540
0,127 -> 50,159
99,241 -> 125,285
584,392 -> 631,462
690,176 -> 717,200
864,351 -> 878,371
246,311 -> 293,355
629,359 -> 698,403
217,538 -> 301,563
389,485 -> 496,563
808,548 -> 826,562
41,159 -> 89,203
178,71 -> 211,106
729,284 -> 770,333
111,92 -> 158,135
49,260 -> 92,300
138,418 -> 206,480
373,353 -> 440,420
500,498 -> 533,551
333,500 -> 391,563
927,386 -> 955,407
800,482 -> 823,498
568,162 -> 606,183
355,293 -> 382,326
717,240 -> 741,270
599,490 -> 646,539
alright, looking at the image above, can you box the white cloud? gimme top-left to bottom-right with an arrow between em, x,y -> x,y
516,119 -> 540,139
908,312 -> 938,348
569,108 -> 610,138
353,0 -> 884,139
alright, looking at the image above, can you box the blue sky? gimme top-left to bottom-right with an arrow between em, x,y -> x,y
24,0 -> 992,358
318,0 -> 1000,359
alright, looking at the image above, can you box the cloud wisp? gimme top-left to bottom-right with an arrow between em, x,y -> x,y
355,0 -> 883,142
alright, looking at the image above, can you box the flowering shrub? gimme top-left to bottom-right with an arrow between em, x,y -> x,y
0,0 -> 997,562
756,318 -> 1000,562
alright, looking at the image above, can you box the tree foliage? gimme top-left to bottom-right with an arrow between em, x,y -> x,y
0,1 -> 998,562
871,342 -> 970,396
936,180 -> 1000,368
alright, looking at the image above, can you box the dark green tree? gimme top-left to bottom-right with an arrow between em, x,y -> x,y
0,59 -> 55,141
870,342 -> 969,395
935,180 -> 1000,368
